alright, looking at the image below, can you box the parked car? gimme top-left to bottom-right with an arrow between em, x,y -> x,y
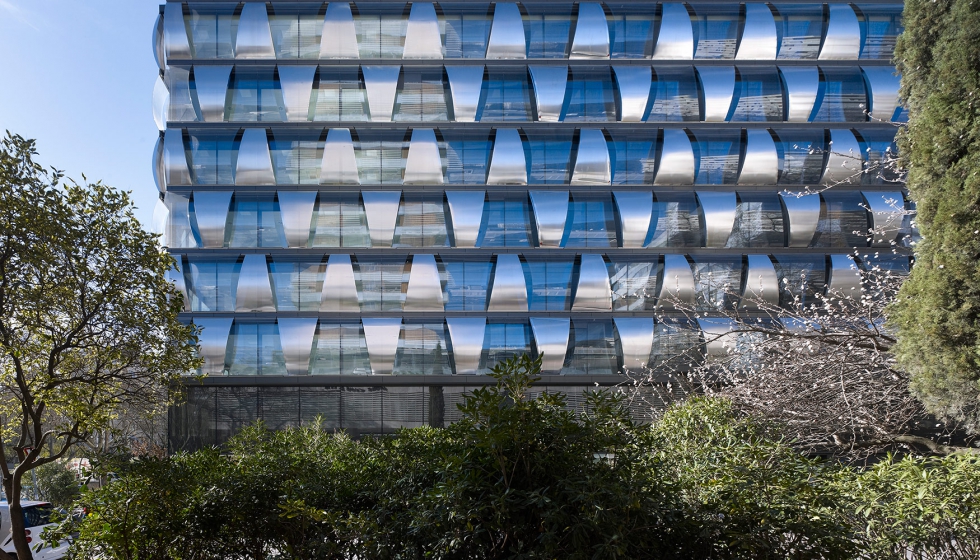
0,501 -> 69,559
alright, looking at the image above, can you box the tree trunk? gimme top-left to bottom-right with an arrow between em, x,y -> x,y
4,471 -> 33,560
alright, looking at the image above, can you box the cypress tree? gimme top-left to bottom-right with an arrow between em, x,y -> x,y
892,0 -> 980,430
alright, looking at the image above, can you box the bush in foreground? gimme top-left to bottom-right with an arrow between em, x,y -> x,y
65,356 -> 980,559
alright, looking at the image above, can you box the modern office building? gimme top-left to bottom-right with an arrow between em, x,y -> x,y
154,0 -> 909,449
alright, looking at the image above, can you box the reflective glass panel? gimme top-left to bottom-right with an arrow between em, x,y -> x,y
444,260 -> 492,310
480,195 -> 532,247
526,259 -> 574,310
609,258 -> 660,311
565,320 -> 618,375
731,68 -> 783,122
728,192 -> 785,247
649,192 -> 701,247
565,68 -> 616,122
393,194 -> 449,247
483,322 -> 533,373
649,67 -> 700,122
773,5 -> 823,59
356,257 -> 407,311
395,323 -> 451,375
228,196 -> 285,247
313,66 -> 369,122
566,194 -> 617,247
394,68 -> 450,122
812,191 -> 870,247
269,258 -> 321,311
482,68 -> 533,121
311,194 -> 370,248
228,322 -> 287,376
312,323 -> 372,375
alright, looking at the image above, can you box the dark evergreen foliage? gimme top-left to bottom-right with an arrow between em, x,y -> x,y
892,0 -> 980,431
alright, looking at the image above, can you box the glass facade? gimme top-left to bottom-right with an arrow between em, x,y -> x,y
156,1 -> 908,448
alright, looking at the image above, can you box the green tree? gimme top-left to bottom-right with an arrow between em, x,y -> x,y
0,133 -> 200,559
892,0 -> 980,430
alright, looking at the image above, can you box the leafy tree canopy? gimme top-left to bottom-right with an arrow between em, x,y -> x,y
0,132 -> 200,559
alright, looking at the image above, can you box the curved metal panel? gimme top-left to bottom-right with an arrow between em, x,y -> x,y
696,66 -> 736,122
153,197 -> 170,239
236,128 -> 276,186
655,129 -> 696,185
827,254 -> 862,299
862,67 -> 902,122
277,191 -> 317,248
779,67 -> 819,122
697,318 -> 737,360
487,129 -> 528,185
487,254 -> 528,311
529,190 -> 569,247
658,254 -> 696,307
736,4 -> 777,60
362,65 -> 401,122
529,318 -> 570,374
164,129 -> 192,186
405,254 -> 444,311
446,66 -> 485,122
863,191 -> 906,247
163,2 -> 191,60
570,3 -> 610,59
742,254 -> 779,309
165,192 -> 194,248
278,66 -> 316,122
166,259 -> 191,312
486,2 -> 526,59
154,14 -> 165,70
320,254 -> 360,312
278,318 -> 318,375
528,66 -> 568,122
779,193 -> 821,247
194,65 -> 233,122
321,128 -> 360,185
236,3 -> 276,59
612,66 -> 651,122
819,5 -> 861,60
362,318 -> 402,375
571,129 -> 611,185
696,191 -> 737,247
193,317 -> 233,374
653,3 -> 694,59
572,254 -> 612,311
821,129 -> 863,185
738,129 -> 779,185
446,318 -> 486,375
446,190 -> 486,248
362,191 -> 402,247
403,128 -> 444,184
192,191 -> 233,248
404,2 -> 443,59
320,2 -> 359,58
614,317 -> 654,372
613,191 -> 653,248
236,254 -> 276,312
153,75 -> 169,132
154,136 -> 166,193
